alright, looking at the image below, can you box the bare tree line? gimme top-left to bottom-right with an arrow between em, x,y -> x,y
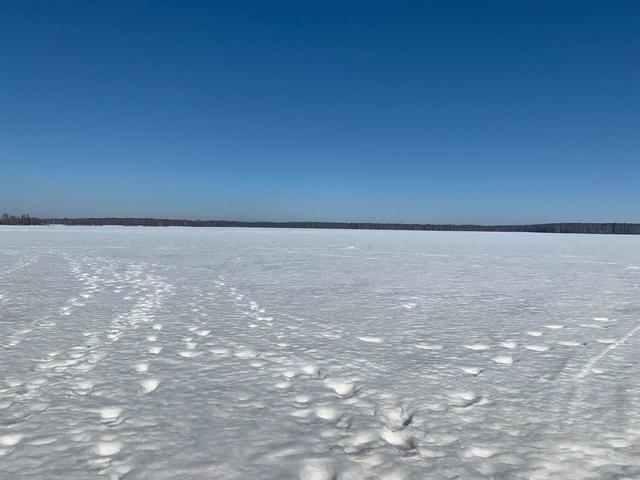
0,213 -> 40,225
2,213 -> 640,234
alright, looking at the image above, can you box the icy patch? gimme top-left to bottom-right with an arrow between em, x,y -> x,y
134,362 -> 150,373
0,434 -> 23,447
464,343 -> 491,351
379,428 -> 415,450
416,343 -> 443,350
525,345 -> 550,352
299,462 -> 336,480
235,349 -> 257,359
290,408 -> 312,418
26,436 -> 57,446
99,407 -> 123,421
464,446 -> 498,458
302,364 -> 321,376
558,340 -> 582,347
357,336 -> 384,344
140,378 -> 160,393
448,391 -> 481,407
178,350 -> 203,358
324,379 -> 357,397
94,441 -> 122,456
460,366 -> 483,376
378,405 -> 414,429
493,355 -> 513,365
315,406 -> 341,421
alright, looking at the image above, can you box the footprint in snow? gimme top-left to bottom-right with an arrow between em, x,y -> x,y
493,355 -> 514,365
356,336 -> 384,344
464,344 -> 491,351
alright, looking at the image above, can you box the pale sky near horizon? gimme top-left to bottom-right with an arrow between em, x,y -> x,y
1,1 -> 639,223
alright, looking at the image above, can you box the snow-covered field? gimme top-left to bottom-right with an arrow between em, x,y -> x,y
2,226 -> 640,479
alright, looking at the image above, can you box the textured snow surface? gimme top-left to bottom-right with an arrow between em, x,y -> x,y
2,226 -> 640,479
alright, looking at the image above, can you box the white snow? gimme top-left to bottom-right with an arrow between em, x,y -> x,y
464,343 -> 491,351
324,379 -> 357,397
2,226 -> 640,479
357,336 -> 384,344
133,362 -> 150,373
315,406 -> 341,421
460,366 -> 483,376
493,355 -> 514,365
379,427 -> 415,449
140,378 -> 160,393
299,462 -> 336,480
0,434 -> 23,447
99,407 -> 123,421
93,441 -> 122,456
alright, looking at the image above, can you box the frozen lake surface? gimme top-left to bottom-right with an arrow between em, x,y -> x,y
2,226 -> 640,479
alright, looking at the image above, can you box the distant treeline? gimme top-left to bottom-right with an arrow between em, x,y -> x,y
0,213 -> 40,225
2,213 -> 640,234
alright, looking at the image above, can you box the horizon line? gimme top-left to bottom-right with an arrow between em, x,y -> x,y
2,214 -> 640,235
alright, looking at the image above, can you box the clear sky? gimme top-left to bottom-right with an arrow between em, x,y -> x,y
1,1 -> 638,223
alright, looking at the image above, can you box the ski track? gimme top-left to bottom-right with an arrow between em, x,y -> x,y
576,322 -> 640,379
1,226 -> 640,479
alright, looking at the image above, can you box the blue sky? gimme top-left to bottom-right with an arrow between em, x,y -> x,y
1,1 -> 639,223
